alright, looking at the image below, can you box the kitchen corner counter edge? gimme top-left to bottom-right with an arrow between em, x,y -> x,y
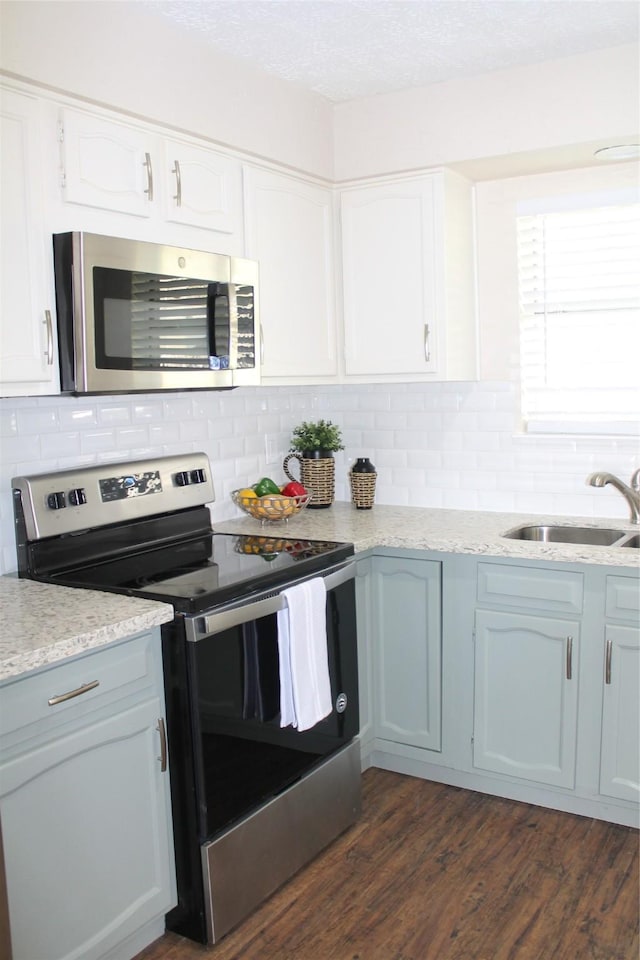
0,578 -> 174,683
215,501 -> 640,568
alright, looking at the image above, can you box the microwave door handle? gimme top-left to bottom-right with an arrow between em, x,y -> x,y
206,283 -> 218,359
206,283 -> 233,368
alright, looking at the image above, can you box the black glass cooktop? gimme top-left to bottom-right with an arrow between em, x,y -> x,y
43,531 -> 353,614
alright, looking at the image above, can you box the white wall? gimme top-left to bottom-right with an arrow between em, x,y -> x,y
1,8 -> 638,576
0,1 -> 334,179
334,44 -> 639,180
2,382 -> 638,575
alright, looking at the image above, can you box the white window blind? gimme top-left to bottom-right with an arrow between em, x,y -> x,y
517,199 -> 640,435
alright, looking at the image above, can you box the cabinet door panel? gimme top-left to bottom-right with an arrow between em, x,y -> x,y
341,178 -> 437,376
373,556 -> 441,751
473,609 -> 579,788
61,108 -> 152,216
244,166 -> 337,379
0,88 -> 56,390
163,141 -> 242,234
600,623 -> 640,802
355,557 -> 375,751
1,698 -> 173,960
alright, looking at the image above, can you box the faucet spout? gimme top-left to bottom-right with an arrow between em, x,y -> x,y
587,471 -> 640,524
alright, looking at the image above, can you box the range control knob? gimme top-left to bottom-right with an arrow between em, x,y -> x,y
190,469 -> 206,484
69,487 -> 87,506
47,491 -> 66,510
175,471 -> 191,486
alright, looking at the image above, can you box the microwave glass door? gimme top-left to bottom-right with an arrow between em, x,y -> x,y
92,267 -> 255,372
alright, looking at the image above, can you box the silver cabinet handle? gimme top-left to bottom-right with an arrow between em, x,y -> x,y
424,323 -> 431,362
48,679 -> 99,706
44,309 -> 53,365
143,151 -> 154,201
172,159 -> 182,207
157,717 -> 168,772
605,638 -> 613,685
565,636 -> 573,680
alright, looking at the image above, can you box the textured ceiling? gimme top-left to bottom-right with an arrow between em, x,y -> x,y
142,0 -> 639,103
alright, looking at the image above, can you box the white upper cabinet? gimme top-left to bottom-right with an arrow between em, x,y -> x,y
243,165 -> 338,381
340,170 -> 477,382
0,86 -> 58,395
58,106 -> 244,253
61,108 -> 153,217
162,139 -> 242,234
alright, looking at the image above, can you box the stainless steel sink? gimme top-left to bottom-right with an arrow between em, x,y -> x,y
502,525 -> 628,546
619,534 -> 640,548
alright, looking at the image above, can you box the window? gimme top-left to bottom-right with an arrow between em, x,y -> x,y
516,193 -> 640,435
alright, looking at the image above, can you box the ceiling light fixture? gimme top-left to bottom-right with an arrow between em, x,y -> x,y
594,144 -> 640,161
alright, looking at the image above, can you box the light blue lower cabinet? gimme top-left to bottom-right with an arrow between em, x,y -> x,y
472,609 -> 580,788
370,554 -> 442,753
357,551 -> 639,827
599,576 -> 640,804
355,556 -> 375,762
0,630 -> 176,960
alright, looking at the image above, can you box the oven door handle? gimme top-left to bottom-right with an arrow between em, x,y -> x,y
191,560 -> 356,639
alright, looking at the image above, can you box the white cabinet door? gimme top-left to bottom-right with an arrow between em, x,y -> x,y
1,697 -> 174,960
340,171 -> 476,381
600,624 -> 640,802
473,609 -> 579,788
341,177 -> 438,377
0,87 -> 58,394
372,555 -> 442,752
163,139 -> 242,234
61,107 -> 154,216
244,166 -> 338,380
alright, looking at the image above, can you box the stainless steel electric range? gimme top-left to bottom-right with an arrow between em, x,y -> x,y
12,453 -> 361,945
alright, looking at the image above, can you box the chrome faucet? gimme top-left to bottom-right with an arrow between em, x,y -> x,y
587,470 -> 640,524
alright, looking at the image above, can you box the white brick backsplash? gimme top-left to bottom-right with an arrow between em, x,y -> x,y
98,404 -> 132,425
1,380 -> 638,574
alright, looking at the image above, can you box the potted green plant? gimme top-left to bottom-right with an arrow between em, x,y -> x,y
284,419 -> 343,508
289,419 -> 344,456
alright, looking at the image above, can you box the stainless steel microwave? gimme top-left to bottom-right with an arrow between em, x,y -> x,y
53,232 -> 260,394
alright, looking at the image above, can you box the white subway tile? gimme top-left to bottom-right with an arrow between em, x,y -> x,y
41,431 -> 81,459
115,427 -> 150,449
98,404 -> 132,425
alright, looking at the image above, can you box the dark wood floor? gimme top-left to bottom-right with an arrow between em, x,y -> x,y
135,769 -> 639,960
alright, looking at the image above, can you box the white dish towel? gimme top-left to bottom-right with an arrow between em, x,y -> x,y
277,577 -> 332,731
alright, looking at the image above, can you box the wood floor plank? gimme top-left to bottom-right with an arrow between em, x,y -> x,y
134,770 -> 639,960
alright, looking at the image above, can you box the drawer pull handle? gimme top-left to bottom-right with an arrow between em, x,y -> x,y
48,680 -> 99,706
172,159 -> 182,207
44,310 -> 54,365
143,151 -> 154,201
157,717 -> 168,772
424,323 -> 431,362
565,636 -> 573,680
605,638 -> 613,685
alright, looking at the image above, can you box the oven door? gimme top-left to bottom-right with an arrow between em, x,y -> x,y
184,562 -> 359,842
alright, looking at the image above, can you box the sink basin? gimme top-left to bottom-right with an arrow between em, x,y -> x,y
619,534 -> 640,548
502,525 -> 627,546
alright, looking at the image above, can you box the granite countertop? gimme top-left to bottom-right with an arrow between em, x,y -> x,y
0,578 -> 174,683
215,501 -> 640,568
3,502 -> 637,684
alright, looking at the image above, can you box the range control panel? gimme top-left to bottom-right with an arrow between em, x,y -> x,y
12,453 -> 215,541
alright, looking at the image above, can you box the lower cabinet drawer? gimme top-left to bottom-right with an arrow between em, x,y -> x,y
477,562 -> 583,615
0,631 -> 156,740
605,576 -> 640,623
